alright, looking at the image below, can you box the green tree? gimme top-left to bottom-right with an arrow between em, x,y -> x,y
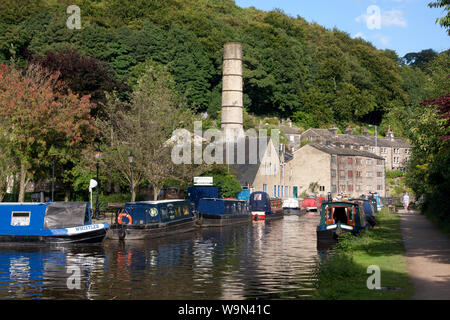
428,1 -> 450,35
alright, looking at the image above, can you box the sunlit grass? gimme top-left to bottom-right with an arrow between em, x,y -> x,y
314,209 -> 414,300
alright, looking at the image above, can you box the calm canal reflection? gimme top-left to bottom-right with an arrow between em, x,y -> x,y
0,214 -> 321,299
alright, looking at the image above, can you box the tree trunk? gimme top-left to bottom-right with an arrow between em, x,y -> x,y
18,160 -> 28,202
153,187 -> 160,201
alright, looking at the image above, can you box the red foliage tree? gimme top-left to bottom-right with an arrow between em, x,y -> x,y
421,93 -> 450,141
30,46 -> 129,115
0,63 -> 97,201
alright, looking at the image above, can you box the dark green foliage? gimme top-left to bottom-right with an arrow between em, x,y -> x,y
1,0 -> 427,126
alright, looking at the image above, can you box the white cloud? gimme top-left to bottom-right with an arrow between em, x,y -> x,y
382,9 -> 407,27
353,32 -> 366,39
373,34 -> 391,46
356,7 -> 407,29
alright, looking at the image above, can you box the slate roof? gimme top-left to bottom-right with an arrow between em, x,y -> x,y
301,128 -> 412,148
216,137 -> 273,186
308,144 -> 385,160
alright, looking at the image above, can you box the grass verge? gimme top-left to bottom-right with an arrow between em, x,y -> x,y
314,208 -> 414,299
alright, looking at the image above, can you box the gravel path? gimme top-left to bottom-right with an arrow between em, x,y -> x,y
399,209 -> 450,300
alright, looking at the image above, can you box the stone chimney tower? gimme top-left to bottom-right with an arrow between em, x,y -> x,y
221,42 -> 244,141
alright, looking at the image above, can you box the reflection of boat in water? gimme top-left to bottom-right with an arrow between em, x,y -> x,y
108,200 -> 197,240
0,245 -> 106,299
249,192 -> 284,221
316,201 -> 367,245
0,202 -> 108,244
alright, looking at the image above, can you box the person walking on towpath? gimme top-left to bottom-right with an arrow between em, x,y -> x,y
403,192 -> 410,212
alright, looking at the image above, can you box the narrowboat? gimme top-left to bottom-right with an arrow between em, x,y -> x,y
316,201 -> 367,244
108,200 -> 197,240
196,198 -> 251,227
249,192 -> 284,221
0,202 -> 108,244
349,198 -> 378,228
282,198 -> 305,215
301,197 -> 318,212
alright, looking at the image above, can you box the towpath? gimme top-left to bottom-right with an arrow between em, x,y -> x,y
399,209 -> 450,299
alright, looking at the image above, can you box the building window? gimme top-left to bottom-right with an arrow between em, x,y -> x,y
394,148 -> 400,154
377,159 -> 383,165
348,170 -> 353,178
377,185 -> 383,191
356,171 -> 362,178
331,155 -> 337,163
285,186 -> 289,197
280,165 -> 283,177
405,149 -> 410,154
339,170 -> 345,178
319,186 -> 325,192
366,185 -> 372,191
377,171 -> 383,178
331,169 -> 336,177
332,185 -> 337,193
274,185 -> 276,197
366,171 -> 373,178
356,185 -> 361,191
393,157 -> 399,164
263,184 -> 267,192
381,147 -> 387,154
340,185 -> 346,192
355,158 -> 362,166
348,185 -> 354,192
366,159 -> 372,165
347,157 -> 353,165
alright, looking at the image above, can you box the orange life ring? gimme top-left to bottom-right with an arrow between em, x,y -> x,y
117,212 -> 133,225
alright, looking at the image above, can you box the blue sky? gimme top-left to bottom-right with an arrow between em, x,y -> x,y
235,0 -> 449,57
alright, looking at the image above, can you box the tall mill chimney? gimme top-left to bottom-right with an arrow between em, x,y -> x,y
221,42 -> 244,141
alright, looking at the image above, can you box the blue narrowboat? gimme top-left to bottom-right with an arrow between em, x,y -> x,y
187,186 -> 252,227
249,192 -> 284,221
108,200 -> 197,240
196,198 -> 251,227
0,202 -> 109,244
350,198 -> 378,228
316,201 -> 367,244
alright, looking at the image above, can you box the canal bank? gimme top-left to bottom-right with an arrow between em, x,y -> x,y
314,208 -> 414,299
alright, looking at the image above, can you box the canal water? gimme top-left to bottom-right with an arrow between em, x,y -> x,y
0,214 -> 322,300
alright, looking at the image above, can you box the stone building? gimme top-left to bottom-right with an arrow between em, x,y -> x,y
283,143 -> 386,198
297,126 -> 412,171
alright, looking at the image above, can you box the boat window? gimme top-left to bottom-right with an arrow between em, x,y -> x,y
183,205 -> 189,216
160,207 -> 168,219
175,206 -> 182,217
333,207 -> 348,224
11,212 -> 31,226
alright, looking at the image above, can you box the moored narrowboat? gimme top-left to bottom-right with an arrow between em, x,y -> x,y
0,202 -> 108,244
316,201 -> 367,244
108,200 -> 197,240
282,198 -> 305,215
249,192 -> 284,221
196,198 -> 251,227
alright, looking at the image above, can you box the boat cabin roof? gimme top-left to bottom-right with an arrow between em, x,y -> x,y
127,199 -> 188,205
